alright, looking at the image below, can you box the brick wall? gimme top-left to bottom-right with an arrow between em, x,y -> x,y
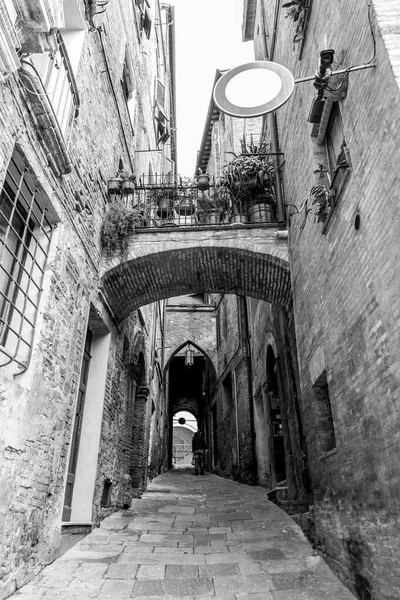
248,1 -> 400,598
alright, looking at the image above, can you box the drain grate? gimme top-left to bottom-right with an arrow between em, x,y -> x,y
248,548 -> 285,560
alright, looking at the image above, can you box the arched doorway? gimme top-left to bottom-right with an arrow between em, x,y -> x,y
172,411 -> 197,465
165,341 -> 215,469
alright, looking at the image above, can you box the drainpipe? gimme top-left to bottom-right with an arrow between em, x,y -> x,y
232,369 -> 240,470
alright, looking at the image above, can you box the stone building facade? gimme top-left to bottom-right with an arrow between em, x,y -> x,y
239,1 -> 400,599
0,0 -> 175,597
195,74 -> 310,502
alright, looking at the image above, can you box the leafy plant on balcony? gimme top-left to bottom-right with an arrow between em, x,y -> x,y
282,0 -> 308,45
217,153 -> 275,211
101,200 -> 144,254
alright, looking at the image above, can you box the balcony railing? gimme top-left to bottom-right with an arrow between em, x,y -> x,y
106,170 -> 280,230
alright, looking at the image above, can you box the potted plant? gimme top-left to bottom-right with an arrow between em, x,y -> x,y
197,189 -> 226,224
220,154 -> 269,190
248,190 -> 275,223
282,0 -> 308,45
174,176 -> 197,219
310,184 -> 336,222
247,174 -> 276,223
156,190 -> 175,218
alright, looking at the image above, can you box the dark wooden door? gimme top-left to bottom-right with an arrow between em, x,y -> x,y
62,330 -> 92,521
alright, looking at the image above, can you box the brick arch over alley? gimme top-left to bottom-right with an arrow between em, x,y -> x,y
100,226 -> 290,319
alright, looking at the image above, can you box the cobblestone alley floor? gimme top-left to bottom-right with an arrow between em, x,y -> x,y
12,468 -> 356,600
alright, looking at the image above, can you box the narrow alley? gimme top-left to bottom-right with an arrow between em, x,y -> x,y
11,468 -> 355,600
1,1 -> 400,599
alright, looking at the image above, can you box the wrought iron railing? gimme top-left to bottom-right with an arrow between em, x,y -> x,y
106,170 -> 280,229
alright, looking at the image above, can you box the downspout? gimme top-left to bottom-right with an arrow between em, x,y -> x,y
232,369 -> 240,471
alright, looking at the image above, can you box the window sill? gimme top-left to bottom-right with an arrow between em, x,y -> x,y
318,447 -> 337,460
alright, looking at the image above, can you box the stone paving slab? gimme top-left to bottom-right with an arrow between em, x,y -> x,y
10,468 -> 356,600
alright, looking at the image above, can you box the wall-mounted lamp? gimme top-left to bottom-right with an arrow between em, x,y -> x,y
185,344 -> 194,367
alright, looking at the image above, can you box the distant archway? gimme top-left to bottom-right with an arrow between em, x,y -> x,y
172,411 -> 198,466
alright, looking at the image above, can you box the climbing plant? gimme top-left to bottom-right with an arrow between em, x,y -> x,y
282,0 -> 308,46
101,200 -> 144,254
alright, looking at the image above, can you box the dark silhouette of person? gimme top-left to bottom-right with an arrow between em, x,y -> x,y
192,430 -> 207,475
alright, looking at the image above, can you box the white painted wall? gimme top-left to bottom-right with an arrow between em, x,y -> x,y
70,332 -> 110,523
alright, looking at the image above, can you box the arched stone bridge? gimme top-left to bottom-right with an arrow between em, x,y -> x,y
100,225 -> 290,320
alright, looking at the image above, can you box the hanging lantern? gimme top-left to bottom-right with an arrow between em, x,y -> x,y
185,344 -> 194,367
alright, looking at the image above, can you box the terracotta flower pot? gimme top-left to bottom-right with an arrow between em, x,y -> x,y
157,197 -> 174,218
107,178 -> 122,195
176,197 -> 196,215
196,174 -> 210,191
248,203 -> 273,223
121,179 -> 135,194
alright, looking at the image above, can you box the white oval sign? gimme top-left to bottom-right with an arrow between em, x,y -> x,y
213,61 -> 295,118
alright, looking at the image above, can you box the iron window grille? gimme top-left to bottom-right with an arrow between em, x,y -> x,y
0,151 -> 55,373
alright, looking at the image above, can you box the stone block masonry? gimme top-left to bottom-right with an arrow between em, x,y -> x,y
7,469 -> 357,600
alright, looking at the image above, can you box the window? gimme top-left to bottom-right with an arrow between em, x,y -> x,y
122,50 -> 136,129
154,78 -> 170,145
312,370 -> 336,456
222,372 -> 234,419
135,0 -> 152,39
28,2 -> 83,143
100,479 -> 112,508
325,102 -> 351,197
0,0 -> 20,79
0,150 -> 56,371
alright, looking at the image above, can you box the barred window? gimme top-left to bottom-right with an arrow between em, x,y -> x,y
0,150 -> 56,372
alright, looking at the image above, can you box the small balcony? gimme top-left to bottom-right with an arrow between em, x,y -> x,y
104,163 -> 279,238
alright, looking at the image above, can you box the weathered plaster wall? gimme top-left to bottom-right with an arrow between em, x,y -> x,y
0,0 -> 172,596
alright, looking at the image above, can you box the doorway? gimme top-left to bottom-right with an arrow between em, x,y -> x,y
63,330 -> 92,521
172,411 -> 197,465
266,345 -> 286,484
